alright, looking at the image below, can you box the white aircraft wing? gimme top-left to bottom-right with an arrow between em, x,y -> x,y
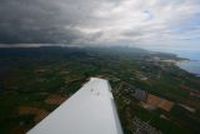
27,77 -> 123,134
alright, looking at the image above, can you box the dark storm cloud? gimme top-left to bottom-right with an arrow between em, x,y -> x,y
0,0 -> 199,48
0,0 -> 124,45
0,0 -> 91,44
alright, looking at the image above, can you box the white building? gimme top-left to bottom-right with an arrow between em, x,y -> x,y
27,77 -> 123,134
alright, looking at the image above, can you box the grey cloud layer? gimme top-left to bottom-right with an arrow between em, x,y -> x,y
0,0 -> 199,46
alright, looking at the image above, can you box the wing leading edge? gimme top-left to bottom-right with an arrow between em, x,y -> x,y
27,77 -> 123,134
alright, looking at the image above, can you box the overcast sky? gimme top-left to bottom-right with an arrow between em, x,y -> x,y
0,0 -> 200,49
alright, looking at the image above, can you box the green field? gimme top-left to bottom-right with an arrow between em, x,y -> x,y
0,47 -> 199,134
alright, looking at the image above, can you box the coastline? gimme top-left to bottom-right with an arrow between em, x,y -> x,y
176,59 -> 200,77
147,48 -> 200,78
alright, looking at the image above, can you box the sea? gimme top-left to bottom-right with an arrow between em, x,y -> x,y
146,47 -> 200,77
174,51 -> 200,77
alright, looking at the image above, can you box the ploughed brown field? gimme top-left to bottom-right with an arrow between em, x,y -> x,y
146,94 -> 174,112
18,107 -> 49,122
45,95 -> 68,105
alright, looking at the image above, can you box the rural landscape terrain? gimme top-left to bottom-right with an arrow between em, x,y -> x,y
0,46 -> 199,134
